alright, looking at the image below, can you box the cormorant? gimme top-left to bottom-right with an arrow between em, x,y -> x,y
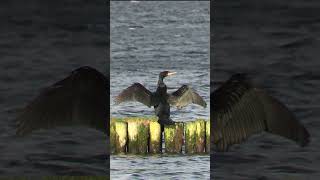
114,71 -> 207,126
15,66 -> 310,152
15,66 -> 109,136
212,73 -> 310,152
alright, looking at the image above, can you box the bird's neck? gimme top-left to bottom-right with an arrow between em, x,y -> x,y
158,76 -> 165,87
157,76 -> 167,94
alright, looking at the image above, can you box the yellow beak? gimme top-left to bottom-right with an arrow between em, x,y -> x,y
167,72 -> 176,76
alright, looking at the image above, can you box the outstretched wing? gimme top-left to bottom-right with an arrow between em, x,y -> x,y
212,74 -> 310,151
168,85 -> 207,108
16,66 -> 108,136
114,83 -> 153,107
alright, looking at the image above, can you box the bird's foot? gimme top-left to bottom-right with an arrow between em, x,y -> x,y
159,119 -> 176,125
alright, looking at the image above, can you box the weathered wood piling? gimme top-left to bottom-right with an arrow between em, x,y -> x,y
127,119 -> 149,154
149,121 -> 162,153
110,117 -> 210,154
110,118 -> 127,154
164,122 -> 184,153
206,120 -> 210,152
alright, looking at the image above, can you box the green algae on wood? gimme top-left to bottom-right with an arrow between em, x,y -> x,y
110,119 -> 116,154
185,121 -> 196,153
110,118 -> 127,153
110,116 -> 209,154
127,120 -> 149,154
185,120 -> 206,153
114,121 -> 128,153
164,122 -> 184,153
149,121 -> 162,153
206,120 -> 210,152
195,119 -> 206,153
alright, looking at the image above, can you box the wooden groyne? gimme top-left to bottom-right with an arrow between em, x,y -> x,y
110,117 -> 210,154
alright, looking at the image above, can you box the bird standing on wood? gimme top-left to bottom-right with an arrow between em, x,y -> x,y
114,71 -> 207,127
15,66 -> 310,152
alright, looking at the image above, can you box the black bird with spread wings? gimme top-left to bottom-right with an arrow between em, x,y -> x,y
15,66 -> 109,136
15,66 -> 309,152
212,73 -> 310,151
114,71 -> 207,126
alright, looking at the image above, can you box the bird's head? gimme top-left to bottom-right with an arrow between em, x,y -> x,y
159,71 -> 176,79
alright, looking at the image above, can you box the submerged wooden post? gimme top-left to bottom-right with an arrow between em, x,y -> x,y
149,121 -> 162,153
195,119 -> 206,153
206,120 -> 210,153
110,119 -> 128,154
127,120 -> 149,154
164,122 -> 184,153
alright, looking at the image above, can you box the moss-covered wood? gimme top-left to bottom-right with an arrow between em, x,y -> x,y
115,121 -> 128,153
110,118 -> 127,154
110,120 -> 116,154
127,119 -> 149,154
149,121 -> 161,153
164,122 -> 184,153
110,116 -> 209,154
206,120 -> 210,153
185,120 -> 206,153
185,121 -> 196,153
195,119 -> 206,153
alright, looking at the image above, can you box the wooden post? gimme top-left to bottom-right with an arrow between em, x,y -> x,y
185,121 -> 196,153
206,120 -> 210,153
149,121 -> 162,153
127,120 -> 149,154
110,119 -> 127,154
110,120 -> 116,154
164,122 -> 184,153
110,116 -> 209,154
195,119 -> 206,153
185,120 -> 206,153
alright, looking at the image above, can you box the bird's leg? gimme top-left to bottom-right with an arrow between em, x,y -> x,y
158,117 -> 175,133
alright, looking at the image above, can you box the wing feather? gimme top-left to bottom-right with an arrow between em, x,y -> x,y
212,74 -> 310,151
114,83 -> 153,107
16,66 -> 108,136
168,85 -> 207,108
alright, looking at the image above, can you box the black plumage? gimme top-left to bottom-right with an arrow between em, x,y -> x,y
212,74 -> 310,151
16,66 -> 309,151
115,71 -> 207,126
16,66 -> 109,136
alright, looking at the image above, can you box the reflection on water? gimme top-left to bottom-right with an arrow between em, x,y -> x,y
212,0 -> 320,179
111,1 -> 210,179
0,0 -> 107,175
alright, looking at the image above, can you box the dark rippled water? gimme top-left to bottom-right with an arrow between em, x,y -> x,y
110,1 -> 210,179
212,0 -> 320,179
0,0 -> 108,175
2,0 -> 317,179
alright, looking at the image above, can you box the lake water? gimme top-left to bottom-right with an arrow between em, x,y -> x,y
110,1 -> 210,179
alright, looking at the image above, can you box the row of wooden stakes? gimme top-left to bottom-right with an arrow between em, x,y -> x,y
110,117 -> 210,154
